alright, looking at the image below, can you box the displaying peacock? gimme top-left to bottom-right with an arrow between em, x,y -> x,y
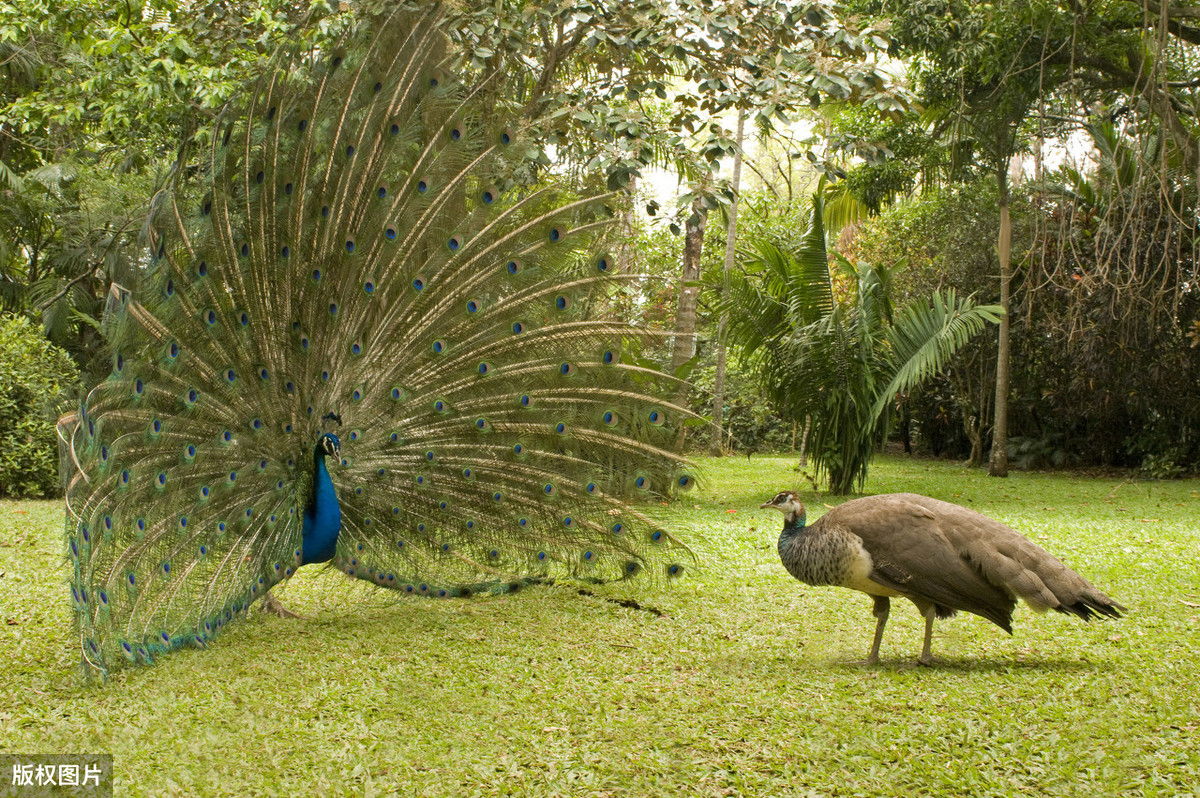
58,6 -> 696,678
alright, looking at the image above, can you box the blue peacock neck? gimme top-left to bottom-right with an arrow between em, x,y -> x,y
300,435 -> 342,565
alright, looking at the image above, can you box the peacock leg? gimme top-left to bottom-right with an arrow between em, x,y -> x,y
918,606 -> 936,666
866,595 -> 890,664
261,592 -> 309,620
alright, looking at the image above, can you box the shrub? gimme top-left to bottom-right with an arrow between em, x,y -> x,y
0,314 -> 79,497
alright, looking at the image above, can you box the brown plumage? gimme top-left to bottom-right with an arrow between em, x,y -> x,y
760,491 -> 1125,665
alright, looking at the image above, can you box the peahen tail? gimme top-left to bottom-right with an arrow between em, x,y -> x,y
59,6 -> 698,677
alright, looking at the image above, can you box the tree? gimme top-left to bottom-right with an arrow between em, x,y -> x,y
709,111 -> 745,455
849,0 -> 1200,474
717,198 -> 1002,493
2,0 -> 322,162
444,0 -> 903,194
1,0 -> 332,359
0,161 -> 150,362
0,313 -> 77,497
848,179 -> 1028,467
669,194 -> 709,416
871,3 -> 1048,476
5,0 -> 903,361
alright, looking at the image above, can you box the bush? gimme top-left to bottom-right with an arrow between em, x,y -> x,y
0,314 -> 79,497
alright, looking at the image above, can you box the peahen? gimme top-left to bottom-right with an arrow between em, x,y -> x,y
759,491 -> 1124,665
58,7 -> 696,677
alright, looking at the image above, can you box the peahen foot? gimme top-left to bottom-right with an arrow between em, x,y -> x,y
261,593 -> 309,620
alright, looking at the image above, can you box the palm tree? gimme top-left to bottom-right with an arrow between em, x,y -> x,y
718,197 -> 1002,494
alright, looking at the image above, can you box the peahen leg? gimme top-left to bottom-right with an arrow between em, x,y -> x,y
261,592 -> 309,620
866,595 -> 890,664
918,606 -> 936,666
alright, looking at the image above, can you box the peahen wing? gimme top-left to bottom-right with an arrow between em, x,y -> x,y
59,7 -> 696,677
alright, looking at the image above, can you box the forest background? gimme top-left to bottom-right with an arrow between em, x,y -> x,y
3,0 -> 1199,497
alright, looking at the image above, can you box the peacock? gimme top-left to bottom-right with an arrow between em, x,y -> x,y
57,6 -> 697,678
759,491 -> 1124,664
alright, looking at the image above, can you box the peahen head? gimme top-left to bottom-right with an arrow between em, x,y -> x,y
760,490 -> 806,526
317,433 -> 341,460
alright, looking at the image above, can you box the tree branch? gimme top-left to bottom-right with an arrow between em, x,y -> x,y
34,263 -> 99,315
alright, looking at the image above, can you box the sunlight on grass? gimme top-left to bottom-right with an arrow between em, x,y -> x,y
2,455 -> 1198,796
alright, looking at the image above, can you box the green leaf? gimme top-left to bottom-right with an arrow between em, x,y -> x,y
870,290 -> 1003,420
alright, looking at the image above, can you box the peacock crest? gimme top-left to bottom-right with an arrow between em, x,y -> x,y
58,6 -> 696,677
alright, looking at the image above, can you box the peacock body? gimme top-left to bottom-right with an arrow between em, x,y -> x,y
58,7 -> 695,677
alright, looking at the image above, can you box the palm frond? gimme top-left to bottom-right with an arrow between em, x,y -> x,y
716,196 -> 834,359
0,159 -> 24,191
821,178 -> 869,236
872,289 -> 1003,419
789,195 -> 834,327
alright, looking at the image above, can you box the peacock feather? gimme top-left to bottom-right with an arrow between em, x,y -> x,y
58,6 -> 696,677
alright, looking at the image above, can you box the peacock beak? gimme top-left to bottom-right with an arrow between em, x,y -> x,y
759,501 -> 773,509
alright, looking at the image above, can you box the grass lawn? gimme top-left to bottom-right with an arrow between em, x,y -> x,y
2,454 -> 1198,796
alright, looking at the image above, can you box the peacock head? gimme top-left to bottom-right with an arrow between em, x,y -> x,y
317,433 -> 341,459
760,490 -> 805,524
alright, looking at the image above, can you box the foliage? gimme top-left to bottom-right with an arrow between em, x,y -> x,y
846,0 -> 1200,475
441,0 -> 904,203
853,156 -> 1200,474
1,0 -> 908,364
0,314 -> 78,497
0,160 -> 151,362
686,351 -> 798,454
628,191 -> 818,455
850,179 -> 1024,464
849,179 -> 1023,302
1,0 -> 326,162
818,105 -> 947,220
716,198 -> 1001,492
4,455 -> 1199,794
1025,142 -> 1200,472
859,0 -> 1200,166
1,0 -> 333,363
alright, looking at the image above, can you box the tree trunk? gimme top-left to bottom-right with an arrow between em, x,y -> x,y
988,167 -> 1011,477
669,195 -> 708,448
709,113 -> 744,457
670,196 -> 708,408
615,175 -> 638,293
948,341 -> 991,469
797,415 -> 811,468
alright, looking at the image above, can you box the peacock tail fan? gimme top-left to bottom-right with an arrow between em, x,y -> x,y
58,5 -> 699,679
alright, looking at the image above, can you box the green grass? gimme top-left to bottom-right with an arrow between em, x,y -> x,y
2,454 -> 1199,796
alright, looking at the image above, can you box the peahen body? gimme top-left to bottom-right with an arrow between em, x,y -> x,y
759,491 -> 1124,664
58,7 -> 695,677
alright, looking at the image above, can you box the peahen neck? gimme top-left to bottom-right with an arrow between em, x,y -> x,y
778,507 -> 807,541
300,443 -> 341,565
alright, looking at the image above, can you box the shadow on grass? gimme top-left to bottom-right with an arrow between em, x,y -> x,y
827,655 -> 1108,674
709,649 -> 1110,681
